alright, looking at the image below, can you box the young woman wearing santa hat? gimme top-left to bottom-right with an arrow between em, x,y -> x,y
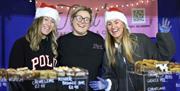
89,7 -> 176,91
9,3 -> 60,91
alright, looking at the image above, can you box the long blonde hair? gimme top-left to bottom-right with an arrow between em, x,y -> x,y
25,17 -> 58,58
105,24 -> 137,66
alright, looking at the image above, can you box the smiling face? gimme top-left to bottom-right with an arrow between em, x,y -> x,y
40,16 -> 55,37
106,19 -> 125,40
72,10 -> 91,36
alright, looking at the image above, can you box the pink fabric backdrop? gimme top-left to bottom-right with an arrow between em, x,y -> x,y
37,0 -> 158,38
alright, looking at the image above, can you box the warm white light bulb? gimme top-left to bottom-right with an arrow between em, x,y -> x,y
101,6 -> 104,9
126,4 -> 129,7
66,7 -> 69,10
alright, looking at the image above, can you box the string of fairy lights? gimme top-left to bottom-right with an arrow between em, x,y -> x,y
31,0 -> 155,11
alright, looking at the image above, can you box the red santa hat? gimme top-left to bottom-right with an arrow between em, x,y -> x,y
105,8 -> 130,30
35,3 -> 60,25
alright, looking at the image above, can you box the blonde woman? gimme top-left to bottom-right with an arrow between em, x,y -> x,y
8,3 -> 60,91
90,8 -> 176,91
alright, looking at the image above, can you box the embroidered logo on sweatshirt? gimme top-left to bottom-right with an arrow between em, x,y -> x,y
92,44 -> 103,50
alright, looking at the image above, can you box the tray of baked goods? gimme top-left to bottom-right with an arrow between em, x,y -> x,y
0,66 -> 89,91
129,59 -> 180,91
135,59 -> 180,74
0,66 -> 88,81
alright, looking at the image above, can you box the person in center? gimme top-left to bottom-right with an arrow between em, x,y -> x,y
57,5 -> 105,91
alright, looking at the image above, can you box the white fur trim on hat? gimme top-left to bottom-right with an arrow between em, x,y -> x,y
105,11 -> 130,30
35,7 -> 60,25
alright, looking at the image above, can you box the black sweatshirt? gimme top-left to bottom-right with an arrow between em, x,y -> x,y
9,37 -> 57,70
8,37 -> 58,91
102,33 -> 176,91
57,31 -> 105,81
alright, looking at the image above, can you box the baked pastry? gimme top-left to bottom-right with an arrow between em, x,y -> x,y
15,67 -> 30,80
16,71 -> 26,79
47,70 -> 57,79
66,68 -> 75,76
168,63 -> 180,68
53,67 -> 65,77
31,70 -> 40,79
56,66 -> 75,76
0,68 -> 7,79
72,67 -> 86,76
39,70 -> 49,79
21,70 -> 40,80
16,67 -> 29,71
168,63 -> 180,72
142,59 -> 157,64
169,68 -> 180,72
135,60 -> 157,72
7,68 -> 18,80
60,66 -> 70,71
